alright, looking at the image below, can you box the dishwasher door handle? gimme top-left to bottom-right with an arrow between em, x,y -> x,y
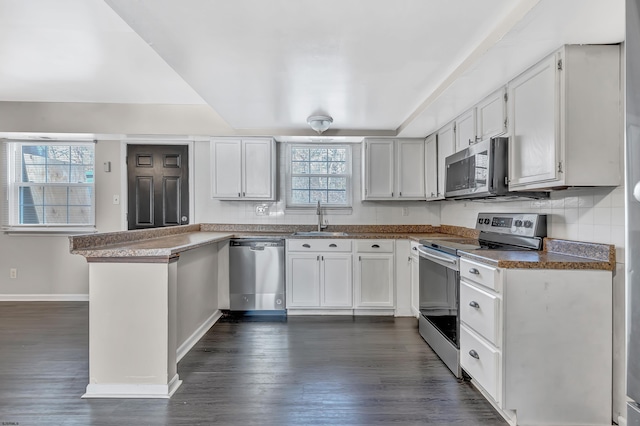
249,246 -> 265,251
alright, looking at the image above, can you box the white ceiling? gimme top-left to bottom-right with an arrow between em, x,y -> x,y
0,0 -> 625,138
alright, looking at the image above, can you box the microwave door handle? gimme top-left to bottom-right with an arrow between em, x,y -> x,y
417,247 -> 457,265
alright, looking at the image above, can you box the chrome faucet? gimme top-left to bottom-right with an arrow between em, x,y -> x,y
316,200 -> 327,231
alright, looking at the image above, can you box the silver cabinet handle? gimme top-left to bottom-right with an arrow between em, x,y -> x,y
469,268 -> 480,274
469,301 -> 480,309
238,192 -> 241,197
329,244 -> 337,247
321,256 -> 324,261
317,255 -> 319,261
243,192 -> 246,197
302,244 -> 311,248
372,244 -> 380,248
469,350 -> 480,360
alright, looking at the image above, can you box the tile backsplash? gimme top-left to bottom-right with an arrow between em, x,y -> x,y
440,185 -> 626,263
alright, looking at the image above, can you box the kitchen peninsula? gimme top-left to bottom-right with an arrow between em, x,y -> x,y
70,223 -> 615,401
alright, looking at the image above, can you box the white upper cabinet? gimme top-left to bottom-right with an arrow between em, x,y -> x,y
508,45 -> 622,191
425,134 -> 438,200
436,123 -> 455,200
362,138 -> 425,200
454,109 -> 477,152
211,137 -> 276,200
476,87 -> 507,140
363,139 -> 395,199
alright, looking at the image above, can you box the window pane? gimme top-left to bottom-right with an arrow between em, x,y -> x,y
46,165 -> 71,183
22,164 -> 46,183
20,186 -> 44,205
292,177 -> 309,190
44,206 -> 68,223
68,187 -> 93,205
328,162 -> 346,174
292,148 -> 310,161
309,177 -> 327,190
292,161 -> 309,174
310,148 -> 327,161
68,206 -> 93,224
328,177 -> 346,190
328,191 -> 347,204
292,190 -> 309,204
309,162 -> 327,174
20,205 -> 43,224
44,187 -> 68,205
328,148 -> 346,161
310,191 -> 327,203
70,165 -> 94,183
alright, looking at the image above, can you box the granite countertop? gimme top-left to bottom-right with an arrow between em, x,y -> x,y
458,238 -> 615,271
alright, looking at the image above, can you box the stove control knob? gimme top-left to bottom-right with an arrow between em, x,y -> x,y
514,220 -> 523,227
484,218 -> 490,225
524,220 -> 533,228
478,218 -> 483,224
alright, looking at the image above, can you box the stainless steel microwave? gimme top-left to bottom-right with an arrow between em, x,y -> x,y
444,137 -> 548,200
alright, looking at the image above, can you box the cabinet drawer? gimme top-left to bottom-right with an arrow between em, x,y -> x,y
460,325 -> 501,403
355,240 -> 394,253
288,239 -> 352,252
460,258 -> 501,292
460,281 -> 501,347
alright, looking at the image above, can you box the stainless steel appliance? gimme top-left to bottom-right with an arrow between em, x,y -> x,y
229,238 -> 285,313
444,136 -> 548,200
627,0 -> 640,423
417,213 -> 546,378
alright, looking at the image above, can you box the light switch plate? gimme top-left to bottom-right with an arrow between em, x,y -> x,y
255,204 -> 269,216
402,207 -> 409,216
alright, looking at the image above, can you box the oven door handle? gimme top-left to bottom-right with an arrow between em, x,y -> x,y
417,247 -> 458,266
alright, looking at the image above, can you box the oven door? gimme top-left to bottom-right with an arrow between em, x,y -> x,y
418,246 -> 460,347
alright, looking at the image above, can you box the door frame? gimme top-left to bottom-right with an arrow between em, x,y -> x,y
119,139 -> 195,230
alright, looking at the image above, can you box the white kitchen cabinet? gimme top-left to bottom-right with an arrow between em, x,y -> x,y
362,138 -> 425,200
424,134 -> 438,200
286,239 -> 353,311
454,109 -> 477,152
459,257 -> 612,426
476,87 -> 507,140
211,137 -> 276,200
435,122 -> 455,200
508,44 -> 622,191
354,240 -> 395,309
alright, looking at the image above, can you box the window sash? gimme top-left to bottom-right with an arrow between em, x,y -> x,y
286,144 -> 352,208
5,141 -> 96,229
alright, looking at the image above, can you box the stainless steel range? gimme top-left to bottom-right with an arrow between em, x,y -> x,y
417,213 -> 547,378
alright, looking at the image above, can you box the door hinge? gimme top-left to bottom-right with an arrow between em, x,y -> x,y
557,161 -> 563,173
453,123 -> 457,132
504,92 -> 508,102
125,156 -> 128,165
557,59 -> 563,70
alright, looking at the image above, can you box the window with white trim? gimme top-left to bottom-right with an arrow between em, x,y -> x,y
4,141 -> 95,231
286,144 -> 352,208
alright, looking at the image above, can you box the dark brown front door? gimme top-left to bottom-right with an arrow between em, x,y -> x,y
127,144 -> 189,230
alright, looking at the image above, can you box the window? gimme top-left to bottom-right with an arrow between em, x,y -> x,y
4,141 -> 95,231
286,144 -> 352,208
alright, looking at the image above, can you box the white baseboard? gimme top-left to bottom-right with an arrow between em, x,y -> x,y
0,294 -> 89,301
618,415 -> 627,426
82,374 -> 181,399
286,309 -> 354,316
176,310 -> 223,362
353,308 -> 395,316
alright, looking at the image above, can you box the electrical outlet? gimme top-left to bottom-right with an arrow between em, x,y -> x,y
402,207 -> 409,216
9,268 -> 17,279
255,204 -> 269,216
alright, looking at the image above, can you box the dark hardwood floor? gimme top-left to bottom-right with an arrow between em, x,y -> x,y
0,302 -> 507,425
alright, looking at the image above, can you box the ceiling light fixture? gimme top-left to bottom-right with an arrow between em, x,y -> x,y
307,115 -> 333,134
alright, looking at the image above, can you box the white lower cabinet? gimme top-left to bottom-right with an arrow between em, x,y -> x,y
459,257 -> 613,426
354,240 -> 395,310
286,240 -> 352,311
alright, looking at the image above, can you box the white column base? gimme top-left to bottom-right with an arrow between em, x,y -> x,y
82,374 -> 182,399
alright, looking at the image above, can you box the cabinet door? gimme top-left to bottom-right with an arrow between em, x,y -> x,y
425,134 -> 439,200
363,139 -> 394,199
508,53 -> 560,188
321,254 -> 353,307
286,254 -> 320,307
455,109 -> 477,152
397,139 -> 425,199
355,254 -> 394,308
477,87 -> 507,140
211,139 -> 242,198
436,123 -> 455,199
242,138 -> 274,199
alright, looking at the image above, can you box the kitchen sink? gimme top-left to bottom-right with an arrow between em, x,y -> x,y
291,231 -> 349,237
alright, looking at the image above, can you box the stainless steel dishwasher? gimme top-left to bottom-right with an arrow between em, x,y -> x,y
229,238 -> 285,312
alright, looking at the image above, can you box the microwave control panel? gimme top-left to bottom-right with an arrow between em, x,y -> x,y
476,213 -> 547,238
